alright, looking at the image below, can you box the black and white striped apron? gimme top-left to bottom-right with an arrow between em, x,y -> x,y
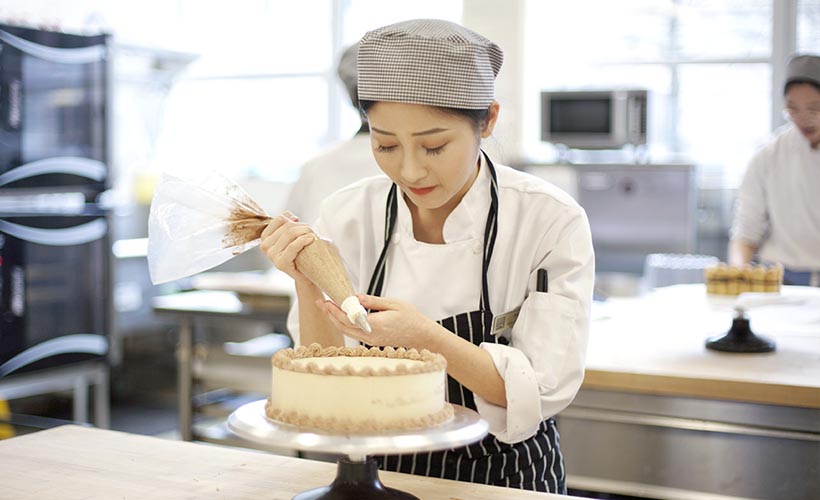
367,152 -> 566,493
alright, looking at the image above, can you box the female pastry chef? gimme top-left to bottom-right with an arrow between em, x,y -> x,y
260,19 -> 594,494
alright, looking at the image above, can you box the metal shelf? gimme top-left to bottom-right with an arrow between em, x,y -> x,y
0,361 -> 109,429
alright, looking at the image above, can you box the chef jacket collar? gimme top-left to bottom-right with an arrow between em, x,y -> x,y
396,152 -> 490,244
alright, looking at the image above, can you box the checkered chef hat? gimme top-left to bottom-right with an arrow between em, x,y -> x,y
785,53 -> 820,90
358,19 -> 504,110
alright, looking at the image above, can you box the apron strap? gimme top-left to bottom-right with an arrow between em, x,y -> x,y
481,150 -> 499,313
365,183 -> 398,298
366,150 -> 499,315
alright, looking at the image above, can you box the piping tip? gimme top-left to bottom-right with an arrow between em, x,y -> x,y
354,314 -> 372,334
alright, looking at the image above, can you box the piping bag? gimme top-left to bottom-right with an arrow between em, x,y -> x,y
147,172 -> 370,333
294,234 -> 372,334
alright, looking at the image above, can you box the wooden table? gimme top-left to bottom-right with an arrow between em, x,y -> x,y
0,425 -> 586,499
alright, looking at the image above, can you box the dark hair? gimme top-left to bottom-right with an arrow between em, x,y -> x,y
359,100 -> 491,135
784,79 -> 820,95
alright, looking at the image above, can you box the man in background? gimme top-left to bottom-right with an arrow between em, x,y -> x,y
729,53 -> 820,287
284,42 -> 381,224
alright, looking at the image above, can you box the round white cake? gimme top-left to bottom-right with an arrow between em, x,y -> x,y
266,344 -> 453,433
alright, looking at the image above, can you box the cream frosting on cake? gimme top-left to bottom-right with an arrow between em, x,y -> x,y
266,344 -> 453,432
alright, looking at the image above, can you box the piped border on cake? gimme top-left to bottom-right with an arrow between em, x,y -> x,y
265,398 -> 455,433
272,343 -> 447,376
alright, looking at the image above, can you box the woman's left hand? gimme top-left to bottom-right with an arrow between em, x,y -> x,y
317,294 -> 438,349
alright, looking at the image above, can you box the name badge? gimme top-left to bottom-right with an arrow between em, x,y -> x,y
491,307 -> 520,337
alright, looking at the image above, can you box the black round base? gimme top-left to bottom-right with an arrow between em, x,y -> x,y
292,458 -> 419,500
705,317 -> 776,353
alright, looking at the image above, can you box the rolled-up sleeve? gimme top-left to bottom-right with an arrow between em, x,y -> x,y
474,212 -> 594,444
731,154 -> 770,246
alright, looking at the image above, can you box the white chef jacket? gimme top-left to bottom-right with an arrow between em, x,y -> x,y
285,133 -> 383,224
731,125 -> 820,270
286,154 -> 595,444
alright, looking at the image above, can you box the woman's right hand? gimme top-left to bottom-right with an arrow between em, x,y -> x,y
259,211 -> 317,284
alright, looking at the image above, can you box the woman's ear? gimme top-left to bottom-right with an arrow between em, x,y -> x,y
481,101 -> 501,139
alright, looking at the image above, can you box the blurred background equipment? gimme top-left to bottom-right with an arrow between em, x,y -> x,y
642,253 -> 720,291
541,89 -> 648,151
575,163 -> 697,275
0,23 -> 111,427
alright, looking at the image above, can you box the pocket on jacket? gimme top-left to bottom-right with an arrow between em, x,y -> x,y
515,292 -> 581,390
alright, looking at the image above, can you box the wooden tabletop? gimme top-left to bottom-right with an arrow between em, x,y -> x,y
583,285 -> 820,408
0,426 -> 586,499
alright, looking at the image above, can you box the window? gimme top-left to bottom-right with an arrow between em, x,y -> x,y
798,0 -> 820,53
523,0 -> 817,186
3,0 -> 463,189
148,0 -> 462,182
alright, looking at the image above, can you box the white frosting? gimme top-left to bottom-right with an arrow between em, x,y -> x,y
270,355 -> 447,428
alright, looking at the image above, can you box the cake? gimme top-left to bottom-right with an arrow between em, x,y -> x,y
266,344 -> 453,432
704,263 -> 783,295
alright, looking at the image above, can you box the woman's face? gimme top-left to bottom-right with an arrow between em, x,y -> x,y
784,82 -> 820,148
367,102 -> 498,215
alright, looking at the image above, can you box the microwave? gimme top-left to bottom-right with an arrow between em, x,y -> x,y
540,89 -> 647,149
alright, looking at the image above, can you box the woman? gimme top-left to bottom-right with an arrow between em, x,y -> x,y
729,53 -> 820,286
260,19 -> 594,493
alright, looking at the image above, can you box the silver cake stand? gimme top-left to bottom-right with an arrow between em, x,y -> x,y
228,399 -> 489,500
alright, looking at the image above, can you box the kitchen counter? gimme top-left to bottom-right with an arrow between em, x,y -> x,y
583,284 -> 820,408
0,425 -> 586,499
559,284 -> 820,500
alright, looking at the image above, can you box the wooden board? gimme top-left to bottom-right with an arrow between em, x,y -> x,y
583,370 -> 820,408
0,426 -> 584,500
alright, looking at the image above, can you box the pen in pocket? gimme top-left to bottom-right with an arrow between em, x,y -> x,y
537,268 -> 549,293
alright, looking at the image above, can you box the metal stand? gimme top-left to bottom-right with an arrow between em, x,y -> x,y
705,299 -> 779,353
0,361 -> 109,428
227,400 -> 488,500
706,314 -> 776,353
293,458 -> 418,500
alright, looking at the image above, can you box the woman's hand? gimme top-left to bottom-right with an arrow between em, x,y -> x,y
259,211 -> 317,285
322,294 -> 508,406
318,294 -> 440,349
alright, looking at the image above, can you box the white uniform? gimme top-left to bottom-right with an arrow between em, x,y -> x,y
285,133 -> 383,224
731,125 -> 820,270
287,154 -> 595,444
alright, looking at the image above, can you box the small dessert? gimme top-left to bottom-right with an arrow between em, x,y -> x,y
705,263 -> 783,296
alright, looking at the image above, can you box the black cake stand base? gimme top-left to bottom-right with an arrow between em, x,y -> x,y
293,458 -> 418,500
705,316 -> 776,353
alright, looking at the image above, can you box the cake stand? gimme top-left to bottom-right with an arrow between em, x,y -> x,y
228,399 -> 489,500
705,292 -> 808,353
